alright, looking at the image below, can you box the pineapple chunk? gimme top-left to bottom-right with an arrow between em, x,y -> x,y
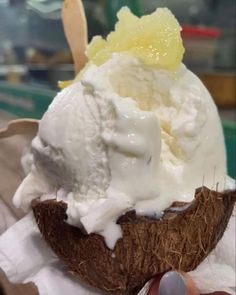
58,80 -> 73,89
87,7 -> 185,70
60,7 -> 185,89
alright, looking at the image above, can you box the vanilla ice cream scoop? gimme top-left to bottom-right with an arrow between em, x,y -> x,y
13,7 -> 227,249
13,52 -> 227,248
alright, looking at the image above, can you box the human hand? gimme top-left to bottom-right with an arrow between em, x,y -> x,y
148,271 -> 230,295
0,269 -> 39,295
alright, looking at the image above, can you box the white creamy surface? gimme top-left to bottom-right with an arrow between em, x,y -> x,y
13,53 -> 227,248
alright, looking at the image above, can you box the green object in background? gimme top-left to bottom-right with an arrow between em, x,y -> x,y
106,0 -> 141,30
0,82 -> 55,119
223,121 -> 236,178
0,81 -> 235,178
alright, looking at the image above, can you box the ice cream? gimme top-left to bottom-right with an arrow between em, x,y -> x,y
12,8 -> 228,250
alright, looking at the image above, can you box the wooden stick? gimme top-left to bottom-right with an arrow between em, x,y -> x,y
62,0 -> 88,74
0,119 -> 39,139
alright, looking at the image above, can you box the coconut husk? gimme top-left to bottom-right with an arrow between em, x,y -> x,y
32,187 -> 236,295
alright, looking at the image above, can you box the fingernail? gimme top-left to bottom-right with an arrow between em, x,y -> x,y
159,271 -> 187,295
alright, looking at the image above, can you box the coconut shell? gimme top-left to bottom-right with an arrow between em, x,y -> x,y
32,187 -> 236,295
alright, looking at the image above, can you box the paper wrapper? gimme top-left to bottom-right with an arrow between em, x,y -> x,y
0,119 -> 38,140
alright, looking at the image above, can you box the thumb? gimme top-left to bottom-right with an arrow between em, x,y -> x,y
0,269 -> 39,295
148,271 -> 199,295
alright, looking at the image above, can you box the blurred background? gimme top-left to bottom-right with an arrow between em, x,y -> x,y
0,0 -> 235,93
0,0 -> 235,170
0,0 -> 235,98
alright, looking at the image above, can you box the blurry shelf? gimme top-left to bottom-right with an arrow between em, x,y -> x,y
198,72 -> 236,107
0,65 -> 27,76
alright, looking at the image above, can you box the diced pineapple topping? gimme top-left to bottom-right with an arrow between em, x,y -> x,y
59,7 -> 184,89
58,80 -> 74,89
87,7 -> 184,70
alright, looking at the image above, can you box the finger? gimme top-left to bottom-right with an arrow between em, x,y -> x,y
203,292 -> 231,295
148,274 -> 163,295
181,272 -> 199,295
0,269 -> 39,295
148,271 -> 199,295
182,274 -> 230,295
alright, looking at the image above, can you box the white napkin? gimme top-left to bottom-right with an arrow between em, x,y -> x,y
190,208 -> 236,295
0,199 -> 17,235
24,261 -> 103,295
0,209 -> 235,295
0,212 -> 56,283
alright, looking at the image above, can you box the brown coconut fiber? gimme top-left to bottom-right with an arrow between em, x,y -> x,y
32,186 -> 236,295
